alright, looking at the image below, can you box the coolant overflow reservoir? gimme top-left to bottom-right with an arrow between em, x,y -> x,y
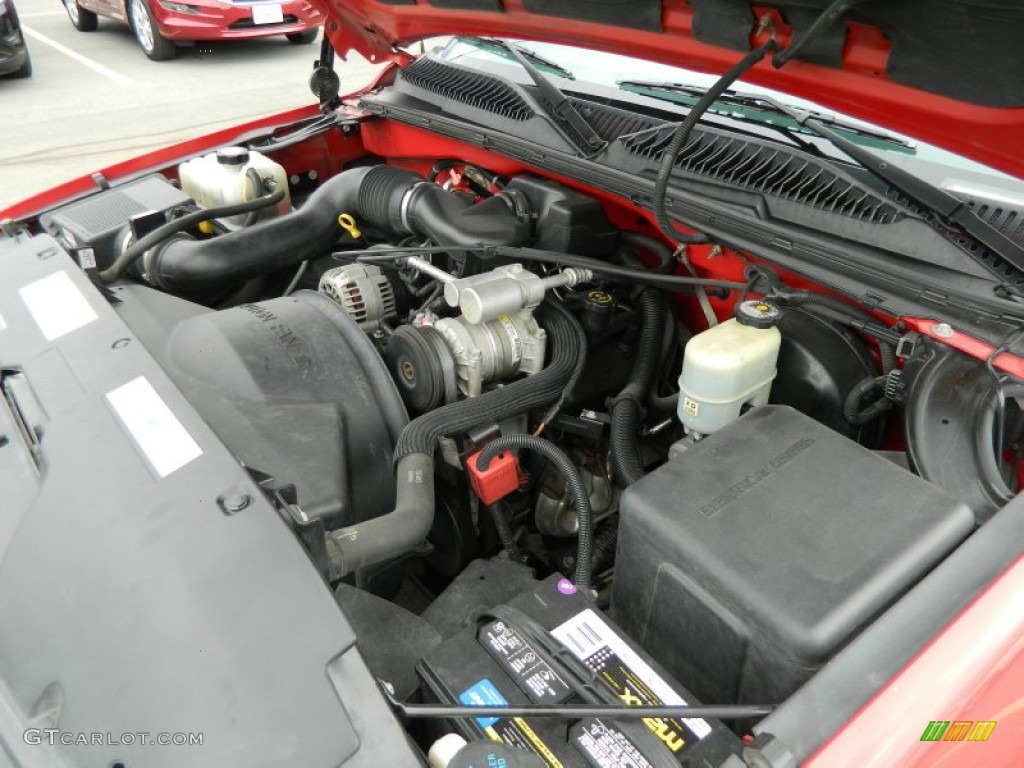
179,146 -> 291,229
677,300 -> 782,435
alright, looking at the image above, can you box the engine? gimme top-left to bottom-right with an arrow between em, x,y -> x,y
35,148 -> 1007,766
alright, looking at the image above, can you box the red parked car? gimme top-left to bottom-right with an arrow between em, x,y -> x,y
2,1 -> 1024,767
60,0 -> 322,60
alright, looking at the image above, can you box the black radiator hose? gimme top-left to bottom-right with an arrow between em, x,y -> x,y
610,289 -> 666,487
143,165 -> 530,297
477,434 -> 594,590
326,302 -> 585,578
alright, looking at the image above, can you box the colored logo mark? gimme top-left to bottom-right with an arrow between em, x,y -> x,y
920,720 -> 996,742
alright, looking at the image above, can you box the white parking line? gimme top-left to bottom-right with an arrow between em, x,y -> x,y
18,11 -> 68,17
21,26 -> 136,86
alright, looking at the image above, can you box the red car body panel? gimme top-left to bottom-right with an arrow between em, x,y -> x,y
807,557 -> 1024,767
78,0 -> 322,42
145,0 -> 322,41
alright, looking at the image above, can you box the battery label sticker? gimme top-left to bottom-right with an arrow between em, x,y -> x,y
19,271 -> 98,341
459,678 -> 508,729
489,717 -> 564,768
571,719 -> 653,768
551,609 -> 711,760
106,376 -> 203,478
480,620 -> 571,704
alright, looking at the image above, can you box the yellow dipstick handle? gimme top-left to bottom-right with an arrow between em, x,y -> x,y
338,213 -> 362,239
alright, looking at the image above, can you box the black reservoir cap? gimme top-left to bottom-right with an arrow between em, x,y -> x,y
735,299 -> 781,329
216,146 -> 250,166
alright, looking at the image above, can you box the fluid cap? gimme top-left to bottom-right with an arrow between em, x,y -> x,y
450,741 -> 546,768
735,299 -> 781,329
216,147 -> 250,166
427,733 -> 467,768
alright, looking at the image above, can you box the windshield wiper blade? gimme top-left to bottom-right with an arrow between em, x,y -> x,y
620,80 -> 1024,273
464,36 -> 576,81
618,80 -> 914,150
749,94 -> 1024,273
494,39 -> 605,156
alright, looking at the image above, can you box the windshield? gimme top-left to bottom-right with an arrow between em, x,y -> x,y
439,37 -> 1017,193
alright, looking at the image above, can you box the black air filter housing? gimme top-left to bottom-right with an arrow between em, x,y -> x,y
115,286 -> 408,528
612,406 -> 973,707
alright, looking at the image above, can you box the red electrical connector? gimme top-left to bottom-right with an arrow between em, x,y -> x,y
466,449 -> 520,505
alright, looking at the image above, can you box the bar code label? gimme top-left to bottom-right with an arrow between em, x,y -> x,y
551,608 -> 711,761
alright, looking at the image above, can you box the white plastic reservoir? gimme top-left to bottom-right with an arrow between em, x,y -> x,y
677,300 -> 782,435
179,147 -> 291,229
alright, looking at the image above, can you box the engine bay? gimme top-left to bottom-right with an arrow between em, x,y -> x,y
4,113 -> 1023,767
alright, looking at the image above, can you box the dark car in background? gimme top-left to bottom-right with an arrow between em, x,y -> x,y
60,0 -> 321,60
0,0 -> 31,78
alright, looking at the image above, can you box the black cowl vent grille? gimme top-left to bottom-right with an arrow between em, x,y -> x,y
622,125 -> 906,224
889,190 -> 1024,287
400,58 -> 535,121
965,200 -> 1024,246
566,97 -> 659,141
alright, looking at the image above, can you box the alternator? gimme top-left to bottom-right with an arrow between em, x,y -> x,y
319,264 -> 396,332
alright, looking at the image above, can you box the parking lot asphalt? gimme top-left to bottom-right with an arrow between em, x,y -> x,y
0,0 -> 386,211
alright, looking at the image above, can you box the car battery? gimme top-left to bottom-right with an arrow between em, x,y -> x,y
417,574 -> 745,767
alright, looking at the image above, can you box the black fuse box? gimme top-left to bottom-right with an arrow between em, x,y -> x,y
613,405 -> 974,708
418,574 -> 745,767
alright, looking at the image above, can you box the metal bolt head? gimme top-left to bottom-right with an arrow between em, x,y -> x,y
220,492 -> 252,514
931,322 -> 954,338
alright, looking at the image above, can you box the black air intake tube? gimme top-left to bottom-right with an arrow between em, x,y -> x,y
144,165 -> 531,297
610,289 -> 666,487
326,302 -> 586,577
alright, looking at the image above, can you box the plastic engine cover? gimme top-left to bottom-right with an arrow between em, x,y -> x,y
612,405 -> 974,707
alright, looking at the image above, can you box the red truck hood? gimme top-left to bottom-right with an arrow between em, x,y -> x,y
323,0 -> 1024,178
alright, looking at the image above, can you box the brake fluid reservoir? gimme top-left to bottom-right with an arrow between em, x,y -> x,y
677,300 -> 782,435
178,147 -> 291,228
